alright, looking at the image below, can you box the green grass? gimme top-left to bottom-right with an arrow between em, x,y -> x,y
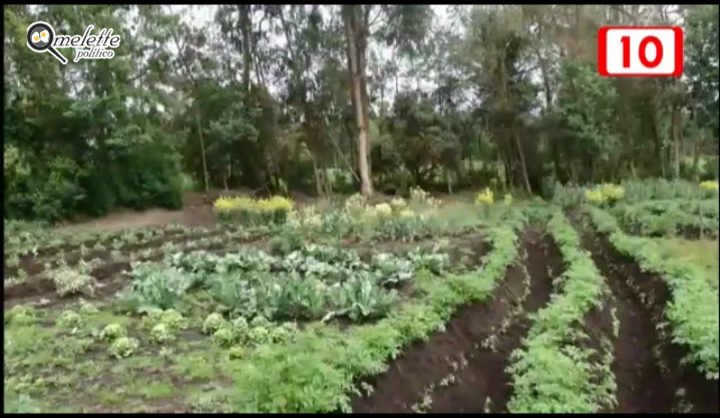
3,304 -> 239,413
654,238 -> 719,288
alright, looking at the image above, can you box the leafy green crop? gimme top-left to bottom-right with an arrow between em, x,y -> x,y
610,199 -> 719,237
118,264 -> 198,310
100,323 -> 127,341
151,323 -> 175,343
217,225 -> 520,412
588,206 -> 719,379
108,337 -> 139,359
126,243 -> 451,323
51,267 -> 96,297
212,327 -> 237,347
203,313 -> 226,335
507,211 -> 616,413
57,310 -> 82,329
5,305 -> 37,325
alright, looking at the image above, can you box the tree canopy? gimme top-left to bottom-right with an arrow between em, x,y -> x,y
5,5 -> 719,221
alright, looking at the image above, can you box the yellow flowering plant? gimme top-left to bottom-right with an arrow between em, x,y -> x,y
344,194 -> 367,217
214,195 -> 294,225
599,183 -> 625,201
584,189 -> 606,204
287,206 -> 322,230
475,188 -> 494,205
583,183 -> 625,206
373,203 -> 392,217
699,180 -> 719,192
334,190 -> 444,241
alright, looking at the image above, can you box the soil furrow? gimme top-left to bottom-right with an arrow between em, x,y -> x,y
3,236 -> 268,308
350,227 -> 561,413
571,213 -> 719,413
426,227 -> 560,413
6,227 -> 188,260
4,227 -> 239,279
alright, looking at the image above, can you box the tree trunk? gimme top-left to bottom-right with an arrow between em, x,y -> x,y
343,5 -> 373,196
310,151 -> 323,197
239,5 -> 252,95
361,76 -> 372,182
513,131 -> 533,194
671,95 -> 682,179
498,149 -> 510,189
648,99 -> 666,177
358,8 -> 372,183
194,107 -> 210,192
235,5 -> 252,190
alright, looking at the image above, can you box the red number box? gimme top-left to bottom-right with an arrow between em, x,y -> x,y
598,26 -> 683,77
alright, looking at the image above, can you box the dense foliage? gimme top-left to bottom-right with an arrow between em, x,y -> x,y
4,5 -> 719,221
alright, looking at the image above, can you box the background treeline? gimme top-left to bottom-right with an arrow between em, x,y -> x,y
4,5 -> 718,221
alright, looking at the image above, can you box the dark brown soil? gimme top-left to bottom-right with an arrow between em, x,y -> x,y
427,228 -> 562,413
3,234 -> 268,309
4,226 -> 240,279
3,257 -> 137,308
3,279 -> 57,303
6,226 -> 188,261
578,296 -> 617,414
571,213 -> 719,413
7,257 -> 45,278
350,227 -> 561,413
623,224 -> 717,241
677,225 -> 718,240
446,232 -> 492,271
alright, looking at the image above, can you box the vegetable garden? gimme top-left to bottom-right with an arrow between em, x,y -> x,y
4,181 -> 719,413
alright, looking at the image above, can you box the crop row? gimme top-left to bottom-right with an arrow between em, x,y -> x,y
4,224 -> 249,281
4,228 -> 272,304
506,212 -> 615,413
5,220 -> 464,307
114,243 -> 451,323
587,206 -> 719,380
609,199 -> 719,238
552,179 -> 718,207
5,202 -> 483,271
4,223 -> 192,259
204,218 -> 522,412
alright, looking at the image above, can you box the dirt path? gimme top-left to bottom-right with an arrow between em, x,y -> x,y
570,213 -> 719,413
350,227 -> 561,413
57,207 -> 217,232
574,217 -> 675,412
52,190 -> 321,233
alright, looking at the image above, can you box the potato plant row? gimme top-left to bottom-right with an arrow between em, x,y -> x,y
609,199 -> 719,238
587,206 -> 719,380
507,212 -> 615,413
